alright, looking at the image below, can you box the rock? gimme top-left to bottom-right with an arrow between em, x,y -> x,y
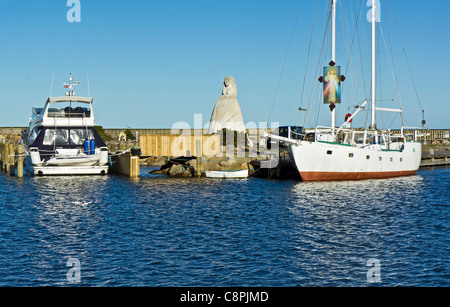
208,76 -> 245,134
145,157 -> 166,166
168,164 -> 185,177
219,161 -> 230,168
149,167 -> 169,175
183,168 -> 193,177
240,162 -> 248,170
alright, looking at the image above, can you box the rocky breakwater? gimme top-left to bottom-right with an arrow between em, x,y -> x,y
149,156 -> 258,177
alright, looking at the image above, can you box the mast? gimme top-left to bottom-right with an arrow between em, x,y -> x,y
64,73 -> 80,97
331,0 -> 337,135
370,0 -> 377,130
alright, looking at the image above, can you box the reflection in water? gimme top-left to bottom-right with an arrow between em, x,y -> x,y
27,177 -> 109,285
284,174 -> 446,286
0,167 -> 448,286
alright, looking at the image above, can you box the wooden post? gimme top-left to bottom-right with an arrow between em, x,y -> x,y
130,156 -> 140,178
4,143 -> 10,173
110,152 -> 140,178
9,143 -> 15,176
0,143 -> 5,171
196,157 -> 201,177
0,143 -> 3,171
195,140 -> 202,177
17,144 -> 23,179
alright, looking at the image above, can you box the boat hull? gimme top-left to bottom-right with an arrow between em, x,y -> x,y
298,170 -> 417,181
28,147 -> 109,176
33,165 -> 109,176
288,141 -> 422,182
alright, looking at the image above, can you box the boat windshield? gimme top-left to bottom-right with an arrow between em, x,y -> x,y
46,102 -> 91,118
43,128 -> 94,146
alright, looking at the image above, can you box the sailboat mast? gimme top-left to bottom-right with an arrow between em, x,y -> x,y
332,0 -> 336,61
331,0 -> 337,135
370,0 -> 377,129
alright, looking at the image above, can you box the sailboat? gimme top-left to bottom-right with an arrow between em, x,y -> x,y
269,0 -> 423,181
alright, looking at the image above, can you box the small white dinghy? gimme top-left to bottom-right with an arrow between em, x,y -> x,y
205,169 -> 248,179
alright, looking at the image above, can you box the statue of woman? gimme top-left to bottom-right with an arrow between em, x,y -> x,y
208,76 -> 245,134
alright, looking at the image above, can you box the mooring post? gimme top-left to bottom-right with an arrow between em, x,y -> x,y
0,143 -> 3,171
195,139 -> 202,177
0,143 -> 5,171
9,143 -> 15,176
4,143 -> 10,173
196,157 -> 201,177
17,144 -> 23,179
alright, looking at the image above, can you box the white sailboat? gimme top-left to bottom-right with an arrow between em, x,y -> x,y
270,0 -> 423,181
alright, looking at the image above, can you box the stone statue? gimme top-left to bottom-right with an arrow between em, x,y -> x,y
208,76 -> 245,134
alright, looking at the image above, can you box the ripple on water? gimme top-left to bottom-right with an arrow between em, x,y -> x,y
0,167 -> 448,286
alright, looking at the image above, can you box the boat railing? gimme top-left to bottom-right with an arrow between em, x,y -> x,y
287,126 -> 305,140
401,126 -> 427,142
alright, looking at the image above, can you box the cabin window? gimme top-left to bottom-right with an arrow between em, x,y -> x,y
379,157 -> 382,161
400,158 -> 403,162
366,155 -> 370,160
70,129 -> 94,145
366,135 -> 376,145
43,129 -> 69,145
354,134 -> 365,144
390,157 -> 393,162
305,133 -> 315,142
327,150 -> 332,155
349,153 -> 354,158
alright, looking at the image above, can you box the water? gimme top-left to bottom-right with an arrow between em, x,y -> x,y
0,166 -> 448,287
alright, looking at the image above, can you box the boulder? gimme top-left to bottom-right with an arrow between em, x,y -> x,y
240,162 -> 249,170
219,161 -> 230,168
168,164 -> 185,177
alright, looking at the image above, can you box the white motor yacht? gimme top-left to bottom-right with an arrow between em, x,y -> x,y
22,74 -> 109,175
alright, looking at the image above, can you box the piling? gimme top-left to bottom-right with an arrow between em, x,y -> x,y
195,140 -> 202,177
9,143 -> 15,176
17,144 -> 23,179
0,143 -> 5,171
110,151 -> 140,178
4,143 -> 10,173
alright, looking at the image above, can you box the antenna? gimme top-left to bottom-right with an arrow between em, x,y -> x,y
87,75 -> 91,97
50,74 -> 55,97
63,73 -> 80,96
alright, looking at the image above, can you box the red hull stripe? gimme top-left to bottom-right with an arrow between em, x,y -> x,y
300,170 -> 417,181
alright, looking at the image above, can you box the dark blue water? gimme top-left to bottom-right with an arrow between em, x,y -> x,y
0,166 -> 448,286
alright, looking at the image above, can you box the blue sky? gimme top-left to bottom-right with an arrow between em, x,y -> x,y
0,0 -> 448,129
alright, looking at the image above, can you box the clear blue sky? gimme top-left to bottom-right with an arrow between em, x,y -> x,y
0,0 -> 448,129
